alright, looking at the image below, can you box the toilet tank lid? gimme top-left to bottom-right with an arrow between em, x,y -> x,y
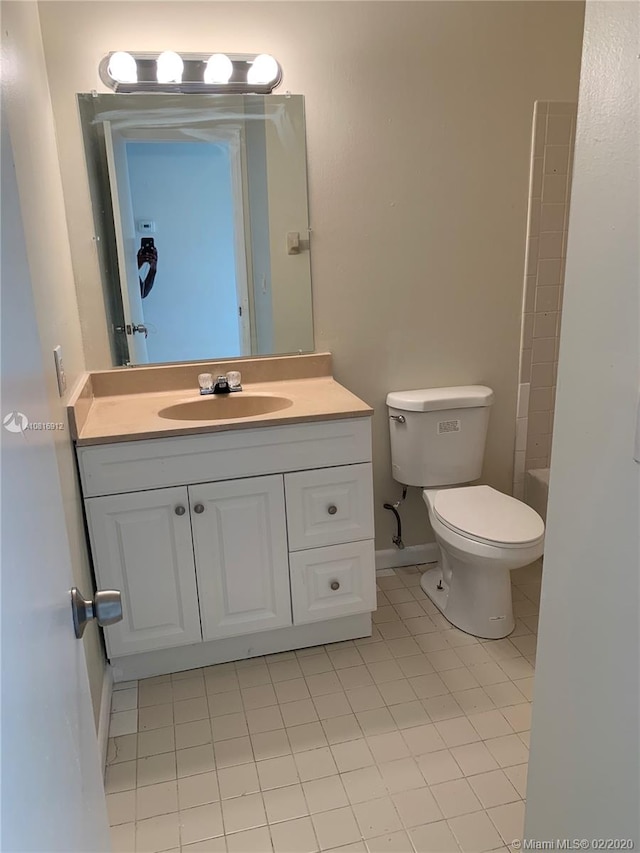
386,386 -> 494,412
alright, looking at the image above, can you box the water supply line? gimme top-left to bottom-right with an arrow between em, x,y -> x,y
383,486 -> 408,549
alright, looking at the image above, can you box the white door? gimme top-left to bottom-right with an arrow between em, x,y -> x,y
103,121 -> 149,364
1,122 -> 110,850
85,487 -> 202,657
190,475 -> 291,640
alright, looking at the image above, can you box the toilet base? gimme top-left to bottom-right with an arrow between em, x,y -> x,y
421,563 -> 515,640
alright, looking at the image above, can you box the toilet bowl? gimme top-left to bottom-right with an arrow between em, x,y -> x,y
386,385 -> 545,640
422,486 -> 544,639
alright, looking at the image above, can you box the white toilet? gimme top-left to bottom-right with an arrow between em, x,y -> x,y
386,385 -> 544,639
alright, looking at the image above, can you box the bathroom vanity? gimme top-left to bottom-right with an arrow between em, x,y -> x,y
69,354 -> 375,681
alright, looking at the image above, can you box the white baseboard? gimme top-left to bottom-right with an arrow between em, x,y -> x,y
375,543 -> 438,571
97,664 -> 113,773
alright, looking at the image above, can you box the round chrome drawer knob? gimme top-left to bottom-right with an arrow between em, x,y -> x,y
175,505 -> 186,516
330,581 -> 340,591
194,504 -> 205,514
327,505 -> 338,515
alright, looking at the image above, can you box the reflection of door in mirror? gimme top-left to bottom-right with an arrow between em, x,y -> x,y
105,125 -> 251,364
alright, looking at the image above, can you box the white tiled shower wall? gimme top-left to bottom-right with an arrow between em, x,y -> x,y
513,101 -> 577,500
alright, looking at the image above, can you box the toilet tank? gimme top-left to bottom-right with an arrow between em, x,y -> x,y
386,386 -> 494,487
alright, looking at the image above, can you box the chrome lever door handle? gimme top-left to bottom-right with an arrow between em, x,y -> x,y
71,587 -> 123,639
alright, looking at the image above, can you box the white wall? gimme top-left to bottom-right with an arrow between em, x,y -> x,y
39,1 -> 585,549
525,0 -> 639,842
126,141 -> 241,362
2,1 -> 106,725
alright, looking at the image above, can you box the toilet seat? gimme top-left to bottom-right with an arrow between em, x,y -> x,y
432,485 -> 545,549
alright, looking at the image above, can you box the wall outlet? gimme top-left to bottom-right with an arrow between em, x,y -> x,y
53,345 -> 66,396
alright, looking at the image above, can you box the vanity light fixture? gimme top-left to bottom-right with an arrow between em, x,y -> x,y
99,51 -> 282,94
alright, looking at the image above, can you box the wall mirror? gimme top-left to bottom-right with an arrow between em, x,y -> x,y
78,93 -> 313,366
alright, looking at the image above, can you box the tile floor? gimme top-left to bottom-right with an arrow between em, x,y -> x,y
106,561 -> 542,853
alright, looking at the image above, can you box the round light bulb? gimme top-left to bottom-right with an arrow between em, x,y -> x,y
107,51 -> 137,84
204,53 -> 233,84
156,51 -> 184,84
247,54 -> 279,86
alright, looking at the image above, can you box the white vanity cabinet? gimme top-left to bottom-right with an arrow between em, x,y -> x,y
78,417 -> 375,679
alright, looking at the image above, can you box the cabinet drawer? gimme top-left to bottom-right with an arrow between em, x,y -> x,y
284,463 -> 374,551
289,540 -> 376,625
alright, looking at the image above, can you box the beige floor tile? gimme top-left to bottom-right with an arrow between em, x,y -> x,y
467,710 -> 514,741
388,700 -> 430,730
385,638 -> 422,658
378,757 -> 425,793
173,697 -> 209,725
109,821 -> 135,853
177,744 -> 215,778
366,829 -> 413,852
426,649 -> 464,672
242,683 -> 278,710
353,796 -> 402,838
409,819 -> 459,853
377,679 -> 418,706
137,704 -> 173,733
251,729 -> 292,761
299,653 -> 334,676
211,712 -> 249,742
110,710 -> 139,737
105,760 -> 137,794
137,753 -> 177,787
215,735 -> 254,768
366,659 -> 405,684
483,682 -> 527,709
138,726 -> 175,758
136,781 -> 178,820
302,775 -> 349,813
107,734 -> 138,765
448,810 -> 504,853
434,717 -> 481,748
512,677 -> 534,701
338,666 -> 376,690
177,771 -> 220,809
264,783 -> 309,824
450,742 -> 500,777
269,659 -> 304,682
270,815 -> 319,853
440,668 -> 479,693
208,690 -> 243,718
175,719 -> 212,751
135,812 -> 180,853
138,682 -> 174,708
484,735 -> 529,768
416,749 -> 463,786
112,687 -> 138,713
218,762 -> 260,799
172,676 -> 205,702
401,724 -> 446,757
221,791 -> 267,833
244,705 -> 286,735
287,721 -> 327,753
341,766 -> 387,805
179,802 -> 224,846
106,790 -> 136,826
331,738 -> 375,773
373,605 -> 400,624
205,672 -> 240,696
274,678 -> 311,704
307,671 -> 344,696
294,746 -> 339,782
355,707 -> 397,736
396,655 -> 435,678
257,754 -> 299,790
415,634 -> 450,654
391,787 -> 442,828
430,778 -> 482,819
226,825 -> 273,853
237,665 -> 271,689
451,688 -> 495,716
358,643 -> 394,664
468,770 -> 521,809
487,801 -> 525,844
345,686 -> 385,713
322,714 -> 363,745
504,764 -> 528,799
327,648 -> 364,669
409,674 -> 449,700
280,699 -> 318,728
421,694 -> 464,722
466,662 -> 509,687
182,837 -> 226,852
312,805 -> 361,849
367,731 -> 410,763
313,691 -> 353,720
501,704 -> 532,733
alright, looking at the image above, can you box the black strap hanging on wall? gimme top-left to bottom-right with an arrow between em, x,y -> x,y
138,237 -> 158,299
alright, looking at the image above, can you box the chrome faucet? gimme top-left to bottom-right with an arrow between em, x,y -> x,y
212,375 -> 230,394
198,372 -> 242,395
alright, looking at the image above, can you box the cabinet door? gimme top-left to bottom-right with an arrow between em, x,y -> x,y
289,540 -> 376,625
284,463 -> 375,551
190,475 -> 291,640
85,487 -> 202,657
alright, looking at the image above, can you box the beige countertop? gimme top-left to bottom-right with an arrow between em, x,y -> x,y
68,354 -> 373,446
